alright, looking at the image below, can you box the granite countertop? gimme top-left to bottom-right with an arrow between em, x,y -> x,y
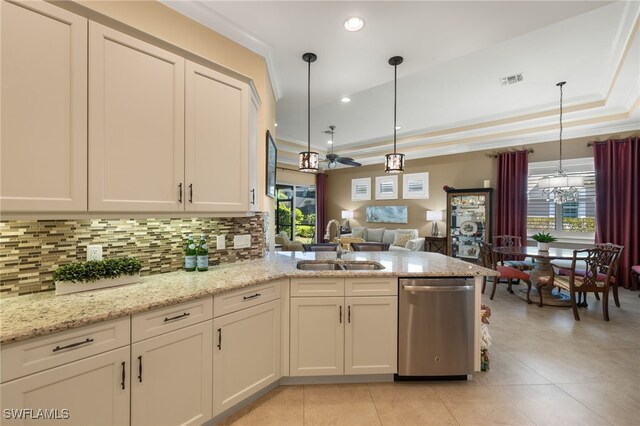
0,251 -> 497,345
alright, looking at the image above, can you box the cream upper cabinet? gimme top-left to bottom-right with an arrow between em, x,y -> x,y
185,61 -> 249,212
89,22 -> 185,212
0,0 -> 87,212
247,90 -> 261,211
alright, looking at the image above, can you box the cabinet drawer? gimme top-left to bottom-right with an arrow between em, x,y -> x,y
1,317 -> 130,383
290,278 -> 344,297
132,297 -> 213,343
214,281 -> 281,318
345,278 -> 397,296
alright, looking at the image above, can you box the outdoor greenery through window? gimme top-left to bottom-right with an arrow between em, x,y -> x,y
527,158 -> 596,233
276,184 -> 316,244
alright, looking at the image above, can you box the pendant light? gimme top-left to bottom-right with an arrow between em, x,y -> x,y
385,56 -> 405,173
537,82 -> 584,204
299,52 -> 319,173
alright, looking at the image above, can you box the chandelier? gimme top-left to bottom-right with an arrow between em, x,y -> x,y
299,52 -> 319,173
537,81 -> 584,204
384,56 -> 405,173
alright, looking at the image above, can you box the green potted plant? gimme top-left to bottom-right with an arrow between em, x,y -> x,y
53,257 -> 142,295
531,232 -> 557,251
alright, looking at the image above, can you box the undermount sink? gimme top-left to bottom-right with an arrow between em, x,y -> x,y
296,261 -> 343,271
296,261 -> 386,271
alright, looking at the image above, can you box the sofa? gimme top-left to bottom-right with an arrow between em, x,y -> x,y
344,227 -> 424,252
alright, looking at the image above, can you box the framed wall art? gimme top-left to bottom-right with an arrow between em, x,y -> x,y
375,175 -> 398,200
365,205 -> 408,223
266,130 -> 277,198
351,178 -> 371,201
402,172 -> 429,199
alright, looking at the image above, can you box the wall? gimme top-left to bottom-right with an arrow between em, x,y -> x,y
325,136 -> 598,238
276,167 -> 317,187
0,216 -> 264,298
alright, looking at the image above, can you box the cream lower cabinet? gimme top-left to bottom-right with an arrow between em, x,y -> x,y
213,298 -> 281,416
0,346 -> 130,425
131,321 -> 213,426
289,278 -> 398,377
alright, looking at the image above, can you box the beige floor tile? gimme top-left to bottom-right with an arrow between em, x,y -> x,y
226,386 -> 304,426
488,384 -> 609,425
471,350 -> 550,386
304,384 -> 381,426
443,401 -> 534,426
432,383 -> 513,405
367,383 -> 458,425
558,382 -> 640,425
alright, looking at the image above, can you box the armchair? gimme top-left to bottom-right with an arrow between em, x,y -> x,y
275,231 -> 304,252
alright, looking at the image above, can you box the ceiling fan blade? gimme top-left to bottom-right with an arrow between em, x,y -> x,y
337,156 -> 354,162
337,158 -> 361,167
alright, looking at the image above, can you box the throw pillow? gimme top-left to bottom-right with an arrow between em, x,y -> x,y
393,230 -> 415,247
367,228 -> 386,243
351,227 -> 366,239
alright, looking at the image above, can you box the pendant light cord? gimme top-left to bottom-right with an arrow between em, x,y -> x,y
307,58 -> 311,153
558,82 -> 565,171
393,63 -> 397,155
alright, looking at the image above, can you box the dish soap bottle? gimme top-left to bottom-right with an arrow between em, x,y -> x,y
184,235 -> 196,272
196,234 -> 209,272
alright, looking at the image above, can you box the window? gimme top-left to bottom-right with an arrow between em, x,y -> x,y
276,184 -> 316,243
527,158 -> 596,235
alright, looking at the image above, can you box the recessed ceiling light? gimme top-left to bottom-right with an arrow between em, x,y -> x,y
275,123 -> 278,127
340,97 -> 351,103
344,17 -> 364,32
395,125 -> 402,130
327,140 -> 333,144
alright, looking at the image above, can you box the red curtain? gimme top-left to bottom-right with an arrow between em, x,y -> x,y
593,137 -> 639,289
495,150 -> 529,242
316,173 -> 327,243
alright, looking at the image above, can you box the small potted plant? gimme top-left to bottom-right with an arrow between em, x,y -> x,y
531,232 -> 557,251
53,257 -> 142,295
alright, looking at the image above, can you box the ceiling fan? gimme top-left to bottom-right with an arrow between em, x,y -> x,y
322,126 -> 361,169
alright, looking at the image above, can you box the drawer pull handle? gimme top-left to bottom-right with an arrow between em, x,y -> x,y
121,361 -> 126,390
164,312 -> 190,322
348,305 -> 351,323
243,293 -> 261,301
138,355 -> 143,382
178,183 -> 183,203
339,306 -> 342,323
217,328 -> 222,350
52,338 -> 94,352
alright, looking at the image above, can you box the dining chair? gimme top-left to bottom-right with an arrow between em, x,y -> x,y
478,241 -> 532,303
631,265 -> 640,291
302,243 -> 339,252
537,247 -> 620,321
350,242 -> 390,251
554,243 -> 624,308
492,235 -> 534,271
333,237 -> 365,251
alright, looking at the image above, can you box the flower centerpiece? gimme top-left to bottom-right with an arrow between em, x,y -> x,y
480,304 -> 492,372
531,232 -> 557,252
53,257 -> 142,295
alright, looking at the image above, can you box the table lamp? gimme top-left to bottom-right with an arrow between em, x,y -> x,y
426,210 -> 443,236
341,210 -> 354,232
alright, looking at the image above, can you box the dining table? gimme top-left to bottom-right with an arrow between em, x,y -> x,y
493,246 -> 589,307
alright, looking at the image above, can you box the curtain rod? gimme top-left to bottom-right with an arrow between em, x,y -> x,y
485,148 -> 534,158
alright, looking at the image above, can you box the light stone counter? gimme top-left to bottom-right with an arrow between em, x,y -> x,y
0,251 -> 497,344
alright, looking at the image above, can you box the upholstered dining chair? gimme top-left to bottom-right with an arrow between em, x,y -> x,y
492,235 -> 534,271
333,237 -> 365,251
350,242 -> 390,251
537,247 -> 620,321
323,220 -> 340,243
302,243 -> 339,252
631,265 -> 640,292
478,241 -> 533,303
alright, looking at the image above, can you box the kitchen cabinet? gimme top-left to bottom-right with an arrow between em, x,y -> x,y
0,0 -> 87,212
0,347 -> 130,425
289,278 -> 397,377
446,188 -> 494,262
88,21 -> 185,212
213,299 -> 281,415
131,320 -> 213,426
247,91 -> 261,211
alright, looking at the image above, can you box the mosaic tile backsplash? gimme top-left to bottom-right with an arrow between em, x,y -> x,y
0,215 -> 264,298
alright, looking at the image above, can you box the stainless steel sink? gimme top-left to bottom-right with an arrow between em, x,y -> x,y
341,261 -> 385,270
296,261 -> 343,271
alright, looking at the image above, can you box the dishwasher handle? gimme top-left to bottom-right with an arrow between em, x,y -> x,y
402,284 -> 474,292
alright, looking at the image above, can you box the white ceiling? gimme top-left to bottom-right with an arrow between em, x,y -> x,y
164,1 -> 640,167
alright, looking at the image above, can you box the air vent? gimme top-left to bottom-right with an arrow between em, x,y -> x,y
500,73 -> 524,86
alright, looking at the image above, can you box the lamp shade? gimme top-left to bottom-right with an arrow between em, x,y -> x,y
426,210 -> 443,221
537,175 -> 584,189
341,210 -> 354,219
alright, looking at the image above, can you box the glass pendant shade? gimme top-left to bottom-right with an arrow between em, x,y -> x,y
384,153 -> 405,174
299,151 -> 319,173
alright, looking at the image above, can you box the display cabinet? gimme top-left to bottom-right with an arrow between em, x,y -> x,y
446,188 -> 493,262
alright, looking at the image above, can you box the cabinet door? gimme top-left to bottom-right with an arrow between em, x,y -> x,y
185,61 -> 249,212
213,300 -> 281,415
345,297 -> 397,375
89,22 -> 185,212
131,321 -> 212,426
290,297 -> 344,376
1,0 -> 87,212
247,92 -> 260,211
0,347 -> 129,425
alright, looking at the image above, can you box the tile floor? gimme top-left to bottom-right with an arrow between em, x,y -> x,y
220,286 -> 639,425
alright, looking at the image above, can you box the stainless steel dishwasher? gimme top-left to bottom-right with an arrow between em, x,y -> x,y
397,278 -> 475,378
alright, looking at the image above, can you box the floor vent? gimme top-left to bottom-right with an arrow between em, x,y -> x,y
500,73 -> 524,86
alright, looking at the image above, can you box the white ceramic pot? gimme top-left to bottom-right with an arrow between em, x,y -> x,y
537,242 -> 550,251
55,274 -> 140,296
